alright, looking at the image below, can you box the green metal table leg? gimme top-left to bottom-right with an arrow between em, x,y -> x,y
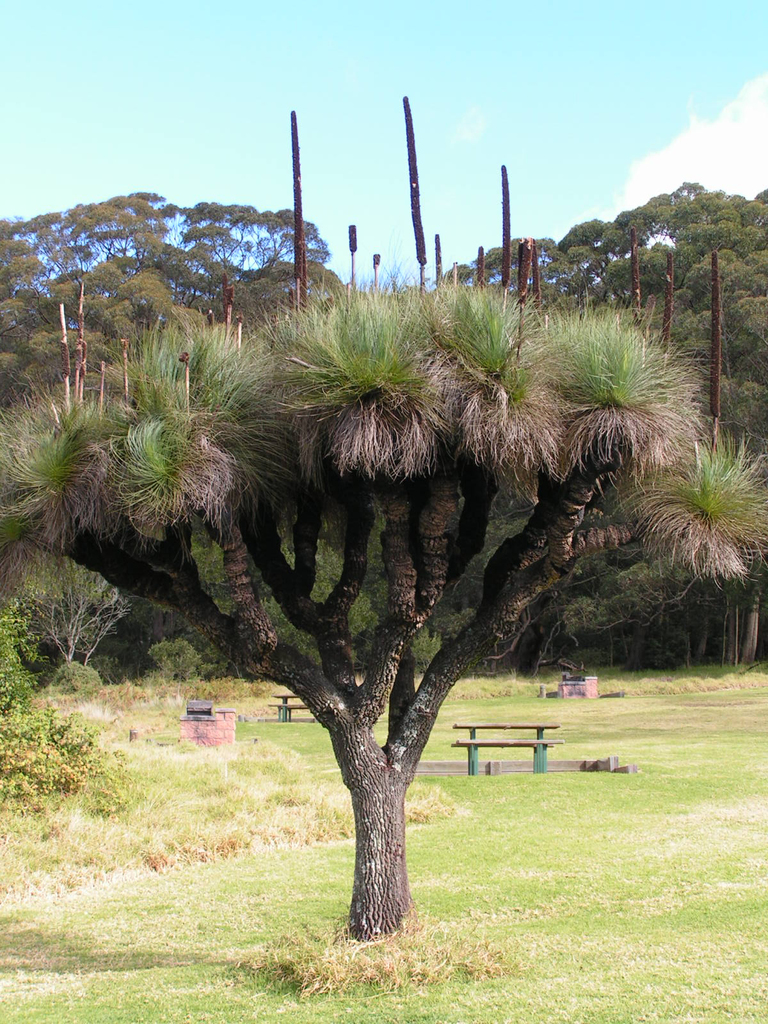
468,744 -> 479,776
533,742 -> 548,774
285,707 -> 292,723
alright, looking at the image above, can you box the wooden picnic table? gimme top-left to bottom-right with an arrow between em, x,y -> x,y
270,693 -> 309,722
452,722 -> 563,775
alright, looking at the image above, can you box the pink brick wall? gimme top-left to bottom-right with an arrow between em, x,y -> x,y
558,676 -> 598,699
180,707 -> 236,746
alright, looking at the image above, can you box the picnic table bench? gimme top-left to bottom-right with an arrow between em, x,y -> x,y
452,722 -> 563,775
269,693 -> 312,722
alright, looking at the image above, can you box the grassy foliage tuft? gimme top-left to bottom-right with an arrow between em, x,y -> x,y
242,917 -> 518,994
431,289 -> 560,481
632,440 -> 768,576
551,311 -> 699,473
273,292 -> 446,479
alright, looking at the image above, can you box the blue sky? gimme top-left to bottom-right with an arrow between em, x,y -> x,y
2,1 -> 768,282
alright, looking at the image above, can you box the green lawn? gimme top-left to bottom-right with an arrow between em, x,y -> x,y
2,679 -> 767,1023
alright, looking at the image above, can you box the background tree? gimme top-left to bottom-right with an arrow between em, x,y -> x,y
28,563 -> 130,667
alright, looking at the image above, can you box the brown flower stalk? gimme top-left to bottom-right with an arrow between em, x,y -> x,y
403,96 -> 427,292
236,313 -> 243,352
710,249 -> 722,450
207,309 -> 214,327
435,234 -> 442,288
477,246 -> 485,289
532,239 -> 542,307
516,237 -> 534,360
179,351 -> 190,412
99,360 -> 106,412
222,272 -> 235,332
517,237 -> 533,306
291,110 -> 308,306
662,249 -> 674,346
501,165 -> 511,293
453,262 -> 458,287
373,253 -> 381,292
630,225 -> 641,321
348,225 -> 357,288
78,279 -> 86,400
122,338 -> 129,403
58,302 -> 71,412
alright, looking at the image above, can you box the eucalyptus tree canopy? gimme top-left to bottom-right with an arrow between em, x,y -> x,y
1,290 -> 765,939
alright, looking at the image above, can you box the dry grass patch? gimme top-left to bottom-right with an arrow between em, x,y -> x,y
241,917 -> 521,995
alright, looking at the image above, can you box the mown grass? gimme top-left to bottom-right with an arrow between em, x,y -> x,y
1,673 -> 767,1023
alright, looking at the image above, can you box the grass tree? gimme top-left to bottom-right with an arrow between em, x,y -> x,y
1,293 -> 766,940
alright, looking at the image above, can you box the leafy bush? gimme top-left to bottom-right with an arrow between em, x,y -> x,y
0,705 -> 126,812
149,637 -> 199,680
0,600 -> 38,713
52,661 -> 103,695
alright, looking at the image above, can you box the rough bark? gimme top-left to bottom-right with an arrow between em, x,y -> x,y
336,727 -> 412,939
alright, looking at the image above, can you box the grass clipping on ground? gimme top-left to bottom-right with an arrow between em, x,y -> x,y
241,918 -> 520,994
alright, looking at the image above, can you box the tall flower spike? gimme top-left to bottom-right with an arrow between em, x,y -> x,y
291,110 -> 307,306
518,237 -> 533,306
630,225 -> 641,322
403,96 -> 427,292
435,234 -> 442,288
348,225 -> 357,288
501,166 -> 511,293
710,249 -> 722,450
532,239 -> 542,307
373,253 -> 381,292
222,272 -> 235,332
477,246 -> 485,289
58,302 -> 70,412
78,279 -> 86,400
662,249 -> 674,347
122,338 -> 129,403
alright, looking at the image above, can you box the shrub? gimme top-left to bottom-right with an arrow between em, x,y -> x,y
52,661 -> 103,695
0,600 -> 37,713
0,705 -> 126,812
149,637 -> 199,681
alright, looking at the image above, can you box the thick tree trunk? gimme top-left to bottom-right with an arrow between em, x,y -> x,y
388,646 -> 415,737
348,772 -> 411,939
329,722 -> 413,940
693,616 -> 709,662
725,606 -> 737,665
624,621 -> 647,671
740,595 -> 760,665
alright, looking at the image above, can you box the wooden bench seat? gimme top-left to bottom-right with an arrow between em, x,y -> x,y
451,739 -> 565,748
452,723 -> 565,774
268,700 -> 311,722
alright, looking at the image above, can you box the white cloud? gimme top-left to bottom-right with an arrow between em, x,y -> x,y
611,74 -> 768,214
451,106 -> 487,145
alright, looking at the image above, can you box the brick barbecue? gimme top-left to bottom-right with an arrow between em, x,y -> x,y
180,700 -> 236,746
558,674 -> 598,699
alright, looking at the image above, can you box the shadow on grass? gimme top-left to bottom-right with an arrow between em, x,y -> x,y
0,919 -> 227,975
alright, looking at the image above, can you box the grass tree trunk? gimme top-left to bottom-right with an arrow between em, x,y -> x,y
331,726 -> 412,939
